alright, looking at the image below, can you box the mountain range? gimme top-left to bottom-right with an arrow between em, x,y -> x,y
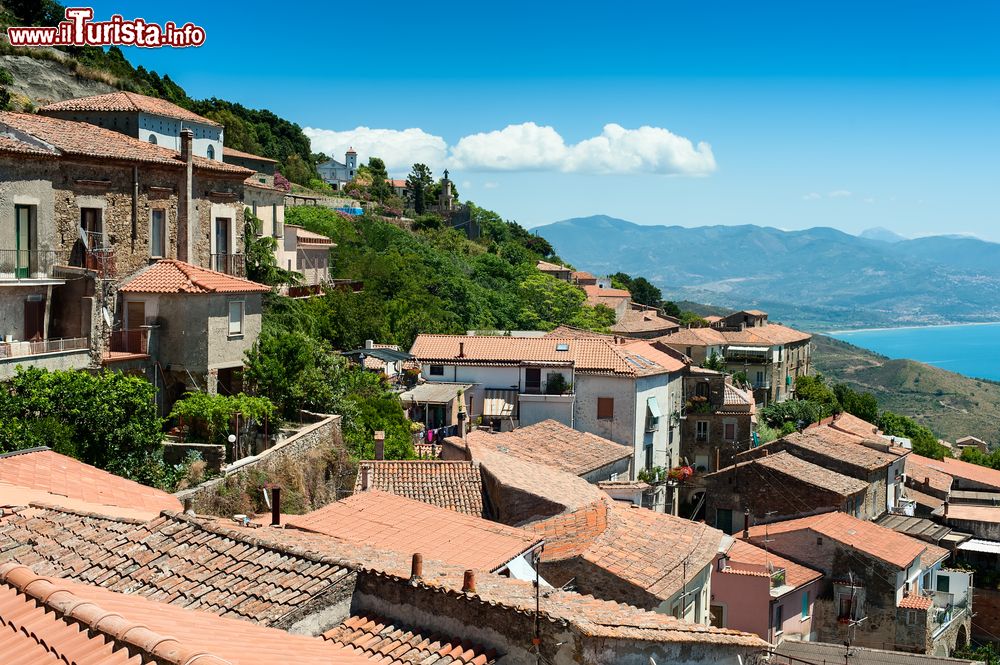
534,215 -> 1000,330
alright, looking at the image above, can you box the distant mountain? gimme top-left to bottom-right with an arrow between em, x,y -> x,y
535,215 -> 1000,329
858,227 -> 907,243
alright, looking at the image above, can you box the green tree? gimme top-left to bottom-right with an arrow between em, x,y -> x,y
243,210 -> 298,286
794,374 -> 841,418
280,154 -> 313,185
627,276 -> 662,307
517,273 -> 588,329
662,301 -> 682,318
879,411 -> 949,459
406,163 -> 434,214
833,383 -> 880,423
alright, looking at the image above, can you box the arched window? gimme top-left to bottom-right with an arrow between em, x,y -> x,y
207,145 -> 215,160
148,134 -> 157,145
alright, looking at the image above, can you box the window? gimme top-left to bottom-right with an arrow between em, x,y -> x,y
724,422 -> 736,441
937,575 -> 950,593
755,370 -> 765,387
272,204 -> 280,237
646,396 -> 661,431
801,592 -> 810,619
429,365 -> 444,376
148,134 -> 157,144
695,382 -> 709,398
696,420 -> 709,441
206,144 -> 215,160
709,604 -> 726,628
685,346 -> 693,357
228,301 -> 244,336
524,367 -> 541,394
644,443 -> 653,470
906,610 -> 917,625
597,397 -> 614,420
838,595 -> 854,621
150,209 -> 166,257
774,605 -> 783,635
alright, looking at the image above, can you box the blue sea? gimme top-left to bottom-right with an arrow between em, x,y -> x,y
829,322 -> 1000,381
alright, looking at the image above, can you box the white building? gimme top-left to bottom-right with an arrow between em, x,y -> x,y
409,334 -> 689,483
317,149 -> 358,190
39,91 -> 223,161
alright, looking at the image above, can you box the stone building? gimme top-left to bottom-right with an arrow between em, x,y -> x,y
745,512 -> 972,657
705,451 -> 870,533
678,367 -> 755,509
0,111 -> 253,379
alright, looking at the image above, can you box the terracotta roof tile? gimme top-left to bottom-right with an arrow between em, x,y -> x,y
0,563 -> 370,665
898,594 -> 934,610
535,260 -> 570,272
610,308 -> 680,335
944,504 -> 1000,524
746,512 -> 927,570
905,456 -> 954,495
0,112 -> 249,175
324,613 -> 496,664
721,539 -> 822,589
829,412 -> 881,438
353,461 -> 485,516
119,259 -> 270,294
582,284 -> 631,299
910,453 -> 1000,491
466,420 -> 631,477
224,145 -> 278,162
741,451 -> 869,497
284,490 -> 540,572
656,326 -> 729,347
0,508 -> 354,626
0,448 -> 180,516
410,334 -> 685,377
720,324 -> 811,345
781,426 -> 901,471
40,91 -> 221,126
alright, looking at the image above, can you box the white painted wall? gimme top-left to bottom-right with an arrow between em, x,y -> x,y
138,113 -> 223,161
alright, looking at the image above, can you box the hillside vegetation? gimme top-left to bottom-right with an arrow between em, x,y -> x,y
812,334 -> 1000,444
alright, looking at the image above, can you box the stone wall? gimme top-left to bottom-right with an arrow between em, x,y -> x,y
175,412 -> 342,513
163,441 -> 226,473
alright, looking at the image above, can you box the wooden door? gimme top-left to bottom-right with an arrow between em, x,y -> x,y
24,299 -> 44,341
126,301 -> 145,330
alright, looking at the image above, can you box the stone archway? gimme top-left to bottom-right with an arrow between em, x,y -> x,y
955,624 -> 968,653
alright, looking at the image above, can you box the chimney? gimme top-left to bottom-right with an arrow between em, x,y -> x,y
944,500 -> 949,518
458,341 -> 465,358
365,339 -> 374,349
177,128 -> 194,262
462,569 -> 476,593
742,508 -> 750,539
360,465 -> 371,490
183,497 -> 195,515
269,486 -> 281,527
374,431 -> 385,460
411,553 -> 423,581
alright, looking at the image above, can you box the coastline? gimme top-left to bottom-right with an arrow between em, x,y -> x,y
823,320 -> 1000,335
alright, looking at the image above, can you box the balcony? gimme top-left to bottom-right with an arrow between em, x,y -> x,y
0,337 -> 91,379
0,337 -> 89,359
103,328 -> 149,363
930,569 -> 973,637
0,249 -> 68,282
211,253 -> 246,277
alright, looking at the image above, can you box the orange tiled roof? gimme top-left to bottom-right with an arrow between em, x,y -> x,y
610,307 -> 681,335
465,420 -> 631,477
40,91 -> 222,126
284,490 -> 540,573
0,448 -> 180,515
119,259 -> 270,294
582,284 -> 631,299
324,613 -> 496,665
0,563 -> 370,665
0,507 -> 355,626
353,460 -> 485,516
781,426 -> 901,471
944,504 -> 1000,524
656,326 -> 729,347
910,453 -> 1000,491
829,412 -> 881,438
0,112 -> 249,175
720,323 -> 811,345
898,594 -> 934,610
746,512 -> 926,570
721,539 -> 822,590
224,145 -> 278,162
536,260 -> 570,272
410,334 -> 685,377
712,451 -> 867,497
905,456 -> 954,495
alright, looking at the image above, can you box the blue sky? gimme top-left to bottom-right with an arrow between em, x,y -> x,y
88,1 -> 1000,238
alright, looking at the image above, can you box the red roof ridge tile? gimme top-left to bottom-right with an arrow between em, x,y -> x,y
120,259 -> 271,294
0,562 -> 228,665
40,91 -> 222,127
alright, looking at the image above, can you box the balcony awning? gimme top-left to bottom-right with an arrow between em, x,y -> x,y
646,396 -> 662,418
483,389 -> 516,417
726,345 -> 769,354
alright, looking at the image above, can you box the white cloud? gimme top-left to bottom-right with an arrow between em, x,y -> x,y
450,122 -> 715,175
483,181 -> 500,189
303,126 -> 448,172
803,190 -> 855,201
303,122 -> 716,177
827,190 -> 852,198
802,192 -> 822,201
